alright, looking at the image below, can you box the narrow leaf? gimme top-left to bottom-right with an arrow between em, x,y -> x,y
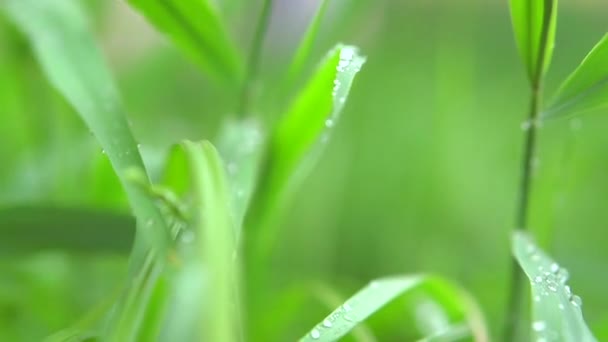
544,33 -> 608,118
3,0 -> 171,256
216,118 -> 265,225
299,275 -> 487,342
509,0 -> 557,82
0,206 -> 133,255
175,141 -> 239,342
512,232 -> 597,342
245,44 -> 365,264
284,0 -> 331,90
127,0 -> 243,85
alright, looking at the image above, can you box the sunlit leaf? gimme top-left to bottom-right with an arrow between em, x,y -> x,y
512,232 -> 597,342
509,0 -> 557,82
544,33 -> 608,118
127,0 -> 243,85
245,44 -> 366,265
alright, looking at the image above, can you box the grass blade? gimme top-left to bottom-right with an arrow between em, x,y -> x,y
509,0 -> 557,82
0,206 -> 133,255
544,33 -> 608,118
284,0 -> 331,90
245,44 -> 365,265
176,141 -> 239,342
3,0 -> 171,257
299,275 -> 487,342
127,0 -> 243,85
512,232 -> 597,341
215,118 -> 265,225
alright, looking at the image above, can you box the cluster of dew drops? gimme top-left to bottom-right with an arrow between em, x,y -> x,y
324,47 -> 362,130
525,240 -> 584,341
309,301 -> 355,340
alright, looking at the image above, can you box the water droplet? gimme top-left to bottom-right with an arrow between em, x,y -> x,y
521,120 -> 532,131
534,276 -> 543,284
570,295 -> 582,307
532,321 -> 546,332
322,318 -> 332,328
558,304 -> 565,310
101,149 -> 106,154
325,119 -> 335,128
550,263 -> 559,273
343,303 -> 352,312
344,314 -> 354,322
531,253 -> 541,262
534,295 -> 541,302
564,285 -> 571,295
310,329 -> 320,339
526,244 -> 536,254
557,268 -> 569,283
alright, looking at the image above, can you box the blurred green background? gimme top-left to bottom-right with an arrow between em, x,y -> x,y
1,0 -> 607,340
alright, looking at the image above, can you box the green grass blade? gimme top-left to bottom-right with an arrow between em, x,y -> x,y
543,33 -> 608,119
216,118 -> 265,225
245,44 -> 366,265
284,0 -> 331,90
0,206 -> 133,255
512,232 -> 598,341
509,0 -> 557,82
299,275 -> 487,342
181,140 -> 239,342
2,0 -> 171,257
127,0 -> 243,85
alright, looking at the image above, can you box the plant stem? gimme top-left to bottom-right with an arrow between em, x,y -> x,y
503,85 -> 542,341
237,0 -> 275,116
503,1 -> 555,339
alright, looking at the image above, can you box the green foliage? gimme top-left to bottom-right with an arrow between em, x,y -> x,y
300,275 -> 487,341
509,0 -> 557,83
284,0 -> 331,90
127,0 -> 243,85
544,33 -> 608,118
512,232 -> 597,341
2,0 -> 607,340
2,0 -> 171,257
246,45 -> 366,265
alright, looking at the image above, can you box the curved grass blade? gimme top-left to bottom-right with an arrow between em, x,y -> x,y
127,0 -> 243,85
2,0 -> 171,257
544,33 -> 608,119
509,0 -> 557,83
0,206 -> 133,255
300,275 -> 487,342
245,44 -> 365,265
161,141 -> 238,342
512,232 -> 597,342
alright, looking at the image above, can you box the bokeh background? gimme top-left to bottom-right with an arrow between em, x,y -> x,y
1,0 -> 607,340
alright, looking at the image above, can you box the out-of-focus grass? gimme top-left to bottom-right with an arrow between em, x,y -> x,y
1,0 -> 608,340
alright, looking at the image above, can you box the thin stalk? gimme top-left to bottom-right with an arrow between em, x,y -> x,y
503,0 -> 554,340
237,0 -> 275,116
